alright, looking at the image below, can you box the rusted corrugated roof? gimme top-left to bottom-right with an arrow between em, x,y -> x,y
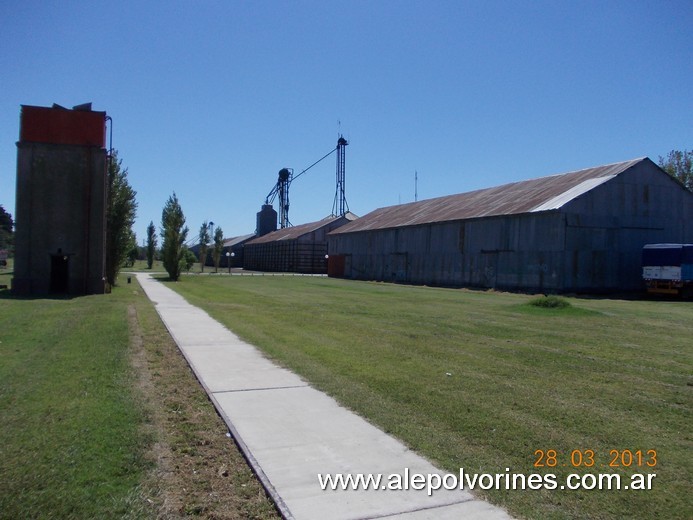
248,212 -> 358,244
331,158 -> 649,235
223,233 -> 256,247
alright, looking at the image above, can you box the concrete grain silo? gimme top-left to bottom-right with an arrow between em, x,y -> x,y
13,103 -> 108,295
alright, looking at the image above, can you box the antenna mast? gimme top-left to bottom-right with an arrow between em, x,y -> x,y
332,136 -> 349,216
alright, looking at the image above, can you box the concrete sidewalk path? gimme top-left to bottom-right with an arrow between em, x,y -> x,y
135,273 -> 513,520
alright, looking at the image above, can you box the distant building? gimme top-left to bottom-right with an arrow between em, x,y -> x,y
224,233 -> 256,268
13,104 -> 107,295
328,158 -> 693,293
244,213 -> 357,273
189,233 -> 256,269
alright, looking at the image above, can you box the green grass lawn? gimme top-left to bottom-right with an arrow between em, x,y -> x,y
165,275 -> 692,520
0,279 -> 152,519
0,266 -> 278,519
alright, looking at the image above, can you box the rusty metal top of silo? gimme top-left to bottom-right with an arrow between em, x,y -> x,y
330,158 -> 651,234
20,104 -> 106,147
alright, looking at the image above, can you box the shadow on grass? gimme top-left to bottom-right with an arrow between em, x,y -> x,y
0,271 -> 94,301
0,289 -> 81,301
386,278 -> 659,302
513,301 -> 602,317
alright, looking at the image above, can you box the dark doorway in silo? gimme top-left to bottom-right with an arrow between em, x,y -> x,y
50,254 -> 69,293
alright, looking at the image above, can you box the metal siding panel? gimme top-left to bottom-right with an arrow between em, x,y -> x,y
497,251 -> 522,289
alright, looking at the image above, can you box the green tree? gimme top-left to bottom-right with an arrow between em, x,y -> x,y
183,248 -> 197,272
160,193 -> 189,281
105,151 -> 138,286
146,220 -> 157,269
198,221 -> 211,272
658,149 -> 692,191
125,231 -> 138,267
0,204 -> 13,253
212,226 -> 224,273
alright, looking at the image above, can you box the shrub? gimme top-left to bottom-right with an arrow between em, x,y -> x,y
528,295 -> 572,309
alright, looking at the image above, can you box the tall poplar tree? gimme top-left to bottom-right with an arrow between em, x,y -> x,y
198,221 -> 211,272
105,150 -> 137,286
146,220 -> 157,269
160,193 -> 189,281
213,226 -> 224,273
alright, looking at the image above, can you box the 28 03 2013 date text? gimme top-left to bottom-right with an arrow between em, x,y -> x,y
533,449 -> 657,469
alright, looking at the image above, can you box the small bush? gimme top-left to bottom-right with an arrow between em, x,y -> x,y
528,295 -> 572,309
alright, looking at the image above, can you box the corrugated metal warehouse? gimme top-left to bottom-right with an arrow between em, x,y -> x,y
328,158 -> 693,293
244,213 -> 357,273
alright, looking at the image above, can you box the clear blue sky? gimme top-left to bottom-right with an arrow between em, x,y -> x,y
1,0 -> 691,241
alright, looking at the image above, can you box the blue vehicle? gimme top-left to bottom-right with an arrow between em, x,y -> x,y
642,244 -> 693,297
